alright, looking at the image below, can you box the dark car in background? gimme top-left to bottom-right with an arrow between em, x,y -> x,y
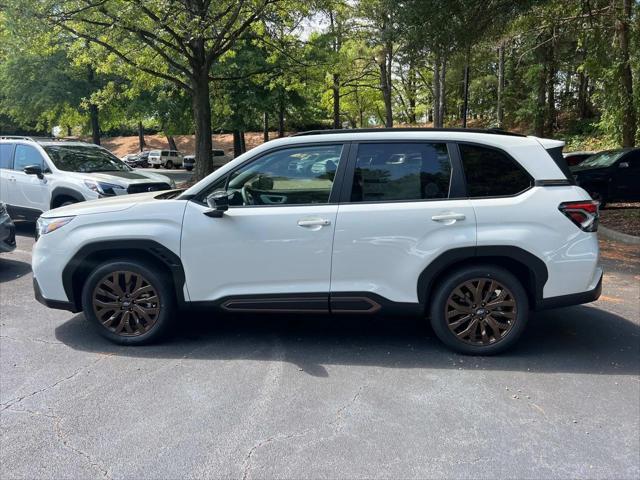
0,202 -> 16,253
563,151 -> 596,167
571,148 -> 640,207
123,151 -> 150,168
183,149 -> 229,172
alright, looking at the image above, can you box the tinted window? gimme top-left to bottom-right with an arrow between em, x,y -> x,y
0,144 -> 13,169
350,143 -> 451,202
460,144 -> 531,197
43,145 -> 130,172
13,145 -> 44,171
215,144 -> 343,206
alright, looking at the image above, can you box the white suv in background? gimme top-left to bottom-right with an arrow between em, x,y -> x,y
148,149 -> 183,169
0,137 -> 175,221
31,129 -> 602,355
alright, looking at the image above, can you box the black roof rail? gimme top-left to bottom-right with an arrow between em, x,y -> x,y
292,127 -> 526,137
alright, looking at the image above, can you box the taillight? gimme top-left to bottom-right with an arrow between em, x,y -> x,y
558,200 -> 599,232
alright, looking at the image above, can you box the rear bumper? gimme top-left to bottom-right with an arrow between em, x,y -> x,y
536,268 -> 603,310
33,277 -> 79,312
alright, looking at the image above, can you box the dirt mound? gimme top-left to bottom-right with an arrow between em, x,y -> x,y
100,132 -> 275,158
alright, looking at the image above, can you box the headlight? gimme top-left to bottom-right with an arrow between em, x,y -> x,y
84,180 -> 123,196
37,216 -> 75,236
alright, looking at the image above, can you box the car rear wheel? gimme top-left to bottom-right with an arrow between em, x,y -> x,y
165,160 -> 174,169
81,260 -> 175,345
153,165 -> 159,169
429,265 -> 529,355
185,167 -> 193,172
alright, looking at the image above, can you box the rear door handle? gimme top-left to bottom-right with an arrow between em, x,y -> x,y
431,213 -> 466,222
297,218 -> 331,227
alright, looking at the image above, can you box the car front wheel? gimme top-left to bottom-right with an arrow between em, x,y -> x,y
429,265 -> 529,355
81,260 -> 175,345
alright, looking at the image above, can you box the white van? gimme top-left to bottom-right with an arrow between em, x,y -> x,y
148,150 -> 183,169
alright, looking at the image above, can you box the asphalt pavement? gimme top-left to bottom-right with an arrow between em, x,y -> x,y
1,223 -> 638,479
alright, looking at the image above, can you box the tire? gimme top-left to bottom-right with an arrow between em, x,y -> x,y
59,200 -> 77,207
589,190 -> 607,209
429,264 -> 529,355
185,167 -> 193,172
81,259 -> 175,345
153,165 -> 159,169
165,160 -> 174,169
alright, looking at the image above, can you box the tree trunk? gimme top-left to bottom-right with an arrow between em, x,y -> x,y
278,94 -> 285,137
534,43 -> 546,137
192,71 -> 213,181
577,72 -> 589,120
138,121 -> 146,151
66,125 -> 72,137
333,73 -> 341,128
233,130 -> 242,157
166,135 -> 178,151
497,42 -> 505,128
89,103 -> 100,145
263,112 -> 269,142
240,131 -> 246,154
461,47 -> 470,128
379,52 -> 393,128
433,56 -> 441,128
86,65 -> 100,145
438,61 -> 447,128
545,30 -> 556,136
617,0 -> 636,147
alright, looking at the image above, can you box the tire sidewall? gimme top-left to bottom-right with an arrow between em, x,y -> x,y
81,260 -> 175,345
429,265 -> 529,355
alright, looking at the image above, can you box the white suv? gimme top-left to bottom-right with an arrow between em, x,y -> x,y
32,129 -> 602,354
0,137 -> 175,221
148,149 -> 183,169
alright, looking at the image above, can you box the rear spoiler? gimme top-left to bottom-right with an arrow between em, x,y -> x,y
532,137 -> 575,184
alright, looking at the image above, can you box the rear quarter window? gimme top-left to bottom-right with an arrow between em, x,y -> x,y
0,144 -> 14,169
459,144 -> 532,197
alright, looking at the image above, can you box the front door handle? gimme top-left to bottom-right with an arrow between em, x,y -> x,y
431,213 -> 466,222
297,218 -> 331,227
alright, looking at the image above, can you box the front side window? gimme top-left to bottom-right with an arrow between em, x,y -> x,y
350,143 -> 451,202
43,145 -> 130,172
210,144 -> 343,206
460,144 -> 532,197
14,145 -> 45,171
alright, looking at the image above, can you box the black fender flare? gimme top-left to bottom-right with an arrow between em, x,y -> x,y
417,246 -> 548,308
50,187 -> 85,208
62,240 -> 186,311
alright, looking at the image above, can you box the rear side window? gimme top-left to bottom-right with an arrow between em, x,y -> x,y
350,143 -> 451,202
460,144 -> 532,197
0,144 -> 14,169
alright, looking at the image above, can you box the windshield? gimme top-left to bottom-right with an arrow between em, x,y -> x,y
578,150 -> 627,168
43,145 -> 131,172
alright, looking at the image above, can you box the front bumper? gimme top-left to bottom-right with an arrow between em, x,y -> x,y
537,268 -> 603,310
33,277 -> 78,312
0,215 -> 16,253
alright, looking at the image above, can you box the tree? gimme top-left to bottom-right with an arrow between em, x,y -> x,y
17,0 -> 282,179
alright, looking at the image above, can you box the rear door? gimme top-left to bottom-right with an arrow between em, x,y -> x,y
330,141 -> 476,308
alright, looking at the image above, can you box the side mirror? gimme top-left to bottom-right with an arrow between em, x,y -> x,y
204,190 -> 233,218
23,164 -> 44,179
619,161 -> 630,169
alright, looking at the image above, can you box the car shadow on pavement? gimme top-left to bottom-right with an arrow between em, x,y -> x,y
54,304 -> 639,377
0,258 -> 31,283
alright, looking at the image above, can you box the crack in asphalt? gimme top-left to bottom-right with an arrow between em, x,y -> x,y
0,354 -> 112,412
241,384 -> 366,480
5,407 -> 112,479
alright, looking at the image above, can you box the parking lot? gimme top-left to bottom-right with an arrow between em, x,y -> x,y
1,224 -> 638,479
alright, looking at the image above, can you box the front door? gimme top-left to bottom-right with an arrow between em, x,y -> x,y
181,143 -> 348,311
9,144 -> 50,213
330,141 -> 476,308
